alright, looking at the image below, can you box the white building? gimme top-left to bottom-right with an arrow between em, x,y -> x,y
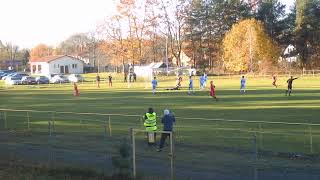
280,44 -> 298,62
29,55 -> 84,75
134,62 -> 168,76
172,51 -> 192,67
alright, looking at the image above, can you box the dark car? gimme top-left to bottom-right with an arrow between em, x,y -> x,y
21,76 -> 37,85
35,76 -> 50,84
15,73 -> 29,77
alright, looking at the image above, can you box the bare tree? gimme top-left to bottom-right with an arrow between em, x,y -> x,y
160,0 -> 187,67
5,43 -> 18,61
97,14 -> 127,71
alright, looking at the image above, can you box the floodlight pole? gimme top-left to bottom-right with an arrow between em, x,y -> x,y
166,35 -> 169,76
248,26 -> 253,73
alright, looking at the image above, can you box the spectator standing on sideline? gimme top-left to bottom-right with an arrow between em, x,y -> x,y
144,107 -> 157,146
151,76 -> 158,95
124,73 -> 127,82
129,73 -> 132,83
108,74 -> 112,87
158,109 -> 175,152
133,73 -> 137,82
96,74 -> 101,88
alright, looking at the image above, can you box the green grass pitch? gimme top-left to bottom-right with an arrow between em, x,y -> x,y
0,74 -> 320,176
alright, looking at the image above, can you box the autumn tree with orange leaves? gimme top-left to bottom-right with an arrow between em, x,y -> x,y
30,44 -> 54,60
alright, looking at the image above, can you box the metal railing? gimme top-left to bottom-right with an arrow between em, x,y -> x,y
0,108 -> 319,153
0,108 -> 319,179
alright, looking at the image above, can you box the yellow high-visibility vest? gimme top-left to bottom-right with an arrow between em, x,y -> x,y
144,112 -> 157,131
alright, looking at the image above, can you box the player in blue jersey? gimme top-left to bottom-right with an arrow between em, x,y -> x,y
151,76 -> 158,95
240,76 -> 246,94
187,76 -> 194,95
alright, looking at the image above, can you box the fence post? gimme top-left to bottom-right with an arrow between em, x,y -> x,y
253,132 -> 258,180
27,112 -> 30,130
4,111 -> 7,129
309,125 -> 313,154
170,131 -> 175,180
0,111 -> 3,129
108,115 -> 112,137
51,112 -> 55,133
130,128 -> 136,179
253,132 -> 258,160
215,120 -> 218,136
104,120 -> 107,138
259,123 -> 263,149
48,121 -> 52,137
140,117 -> 144,127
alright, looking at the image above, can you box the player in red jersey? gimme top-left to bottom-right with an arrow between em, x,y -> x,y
209,81 -> 218,101
272,74 -> 278,88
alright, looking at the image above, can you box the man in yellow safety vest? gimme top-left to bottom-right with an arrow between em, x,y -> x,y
144,107 -> 157,145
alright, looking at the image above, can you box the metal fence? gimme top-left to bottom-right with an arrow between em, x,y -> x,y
0,108 -> 319,180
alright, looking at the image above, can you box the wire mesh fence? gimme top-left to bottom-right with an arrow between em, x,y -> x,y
0,108 -> 319,179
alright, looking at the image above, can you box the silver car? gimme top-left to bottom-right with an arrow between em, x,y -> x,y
5,76 -> 22,85
68,74 -> 84,83
50,75 -> 69,83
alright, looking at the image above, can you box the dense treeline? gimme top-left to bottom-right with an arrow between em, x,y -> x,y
0,0 -> 319,72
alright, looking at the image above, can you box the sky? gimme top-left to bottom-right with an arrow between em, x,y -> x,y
0,0 -> 295,49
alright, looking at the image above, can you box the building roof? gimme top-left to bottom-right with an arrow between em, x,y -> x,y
29,55 -> 84,63
148,62 -> 166,68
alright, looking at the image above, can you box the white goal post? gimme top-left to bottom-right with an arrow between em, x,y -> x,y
129,128 -> 175,180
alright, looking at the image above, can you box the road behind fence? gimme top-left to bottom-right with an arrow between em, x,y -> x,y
0,108 -> 319,180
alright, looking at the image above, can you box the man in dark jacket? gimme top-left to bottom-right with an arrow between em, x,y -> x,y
285,76 -> 298,96
158,109 -> 175,152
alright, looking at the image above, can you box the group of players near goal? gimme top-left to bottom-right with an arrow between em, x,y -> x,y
150,74 -> 299,99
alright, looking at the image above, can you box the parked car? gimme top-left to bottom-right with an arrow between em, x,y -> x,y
5,76 -> 22,85
15,72 -> 29,78
2,72 -> 16,80
50,75 -> 69,83
3,72 -> 28,80
68,74 -> 84,83
21,76 -> 37,85
0,72 -> 8,80
35,76 -> 50,84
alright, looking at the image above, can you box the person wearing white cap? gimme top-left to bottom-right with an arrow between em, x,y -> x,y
157,109 -> 176,152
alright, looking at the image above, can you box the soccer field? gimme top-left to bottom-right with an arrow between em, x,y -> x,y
0,74 -> 320,179
1,74 -> 319,122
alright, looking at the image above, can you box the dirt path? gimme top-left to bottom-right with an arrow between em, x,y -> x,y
0,131 -> 320,180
